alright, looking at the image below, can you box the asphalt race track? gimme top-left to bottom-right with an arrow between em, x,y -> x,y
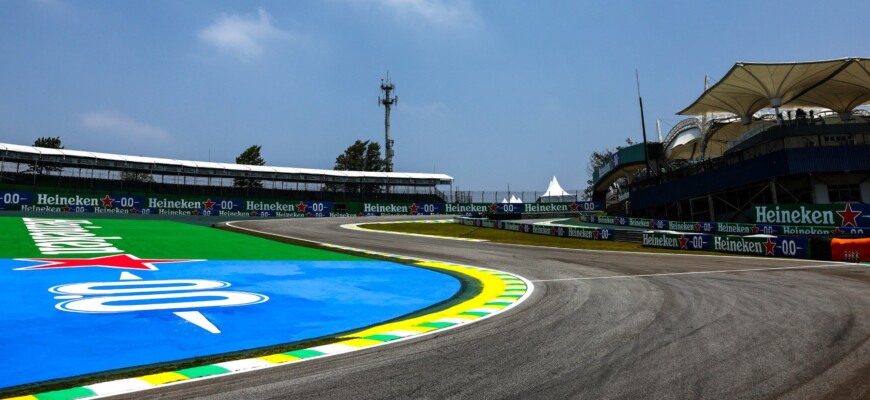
108,216 -> 870,399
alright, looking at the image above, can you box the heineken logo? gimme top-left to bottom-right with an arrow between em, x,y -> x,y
524,203 -> 570,213
754,204 -> 864,227
567,227 -> 594,239
445,203 -> 488,213
23,218 -> 123,255
629,218 -> 650,228
713,236 -> 775,255
363,203 -> 408,214
36,194 -> 100,207
149,198 -> 204,209
531,225 -> 551,235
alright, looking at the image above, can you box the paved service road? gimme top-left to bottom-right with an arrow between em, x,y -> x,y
110,216 -> 870,399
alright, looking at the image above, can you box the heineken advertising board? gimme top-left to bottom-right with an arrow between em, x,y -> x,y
667,220 -> 717,233
361,202 -> 443,216
552,225 -> 613,240
642,232 -> 711,251
780,225 -> 867,235
754,203 -> 870,227
0,190 -> 331,218
453,218 -> 613,241
712,235 -> 810,258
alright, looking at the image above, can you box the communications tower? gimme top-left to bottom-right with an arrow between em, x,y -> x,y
378,76 -> 397,172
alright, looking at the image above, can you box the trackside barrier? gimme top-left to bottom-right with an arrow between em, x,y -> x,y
580,214 -> 868,237
709,235 -> 811,259
642,232 -> 811,258
642,232 -> 711,251
0,189 -> 604,218
454,218 -> 614,241
831,238 -> 870,262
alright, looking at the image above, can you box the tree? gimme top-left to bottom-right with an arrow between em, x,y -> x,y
233,145 -> 265,188
122,171 -> 154,183
332,140 -> 385,193
34,136 -> 63,149
582,138 -> 634,200
26,136 -> 64,174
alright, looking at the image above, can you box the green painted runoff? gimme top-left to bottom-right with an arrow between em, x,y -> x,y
0,216 -> 366,261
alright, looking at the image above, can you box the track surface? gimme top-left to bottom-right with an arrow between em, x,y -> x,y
109,216 -> 870,399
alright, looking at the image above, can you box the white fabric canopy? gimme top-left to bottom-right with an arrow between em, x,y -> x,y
537,176 -> 576,202
679,58 -> 870,117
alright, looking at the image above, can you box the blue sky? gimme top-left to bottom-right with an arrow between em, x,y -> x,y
1,1 -> 868,192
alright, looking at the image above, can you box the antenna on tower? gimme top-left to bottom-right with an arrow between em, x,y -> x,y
378,73 -> 397,173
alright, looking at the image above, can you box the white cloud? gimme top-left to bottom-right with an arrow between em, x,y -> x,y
81,111 -> 170,143
349,0 -> 481,29
198,8 -> 293,61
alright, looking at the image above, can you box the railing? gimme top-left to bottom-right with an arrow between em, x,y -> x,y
439,190 -> 581,204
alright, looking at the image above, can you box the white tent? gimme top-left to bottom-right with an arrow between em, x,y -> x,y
509,195 -> 523,204
537,176 -> 576,203
501,198 -> 509,204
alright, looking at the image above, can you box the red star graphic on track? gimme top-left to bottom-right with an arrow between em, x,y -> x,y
837,204 -> 862,227
296,202 -> 307,213
15,254 -> 198,271
489,203 -> 499,213
764,238 -> 777,255
751,225 -> 760,234
409,203 -> 419,215
203,199 -> 215,210
101,195 -> 114,207
679,235 -> 689,249
570,202 -> 579,211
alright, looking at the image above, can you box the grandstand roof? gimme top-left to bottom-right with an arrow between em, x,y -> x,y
678,57 -> 870,116
0,142 -> 453,185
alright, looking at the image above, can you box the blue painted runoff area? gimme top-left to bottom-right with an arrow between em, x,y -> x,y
0,259 -> 460,389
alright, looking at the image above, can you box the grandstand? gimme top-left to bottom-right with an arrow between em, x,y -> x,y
0,142 -> 453,204
592,57 -> 870,222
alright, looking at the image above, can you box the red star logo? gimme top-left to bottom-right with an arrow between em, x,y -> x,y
15,254 -> 197,271
838,204 -> 862,227
570,202 -> 579,211
250,211 -> 258,217
130,207 -> 138,214
764,238 -> 776,255
489,203 -> 499,213
649,220 -> 655,229
751,225 -> 760,234
409,203 -> 419,214
296,202 -> 307,213
694,223 -> 702,232
679,235 -> 689,249
593,230 -> 600,239
62,206 -> 71,212
192,210 -> 200,216
203,199 -> 215,210
101,195 -> 114,207
833,227 -> 844,235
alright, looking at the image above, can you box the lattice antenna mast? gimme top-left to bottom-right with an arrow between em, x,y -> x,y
378,75 -> 397,172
